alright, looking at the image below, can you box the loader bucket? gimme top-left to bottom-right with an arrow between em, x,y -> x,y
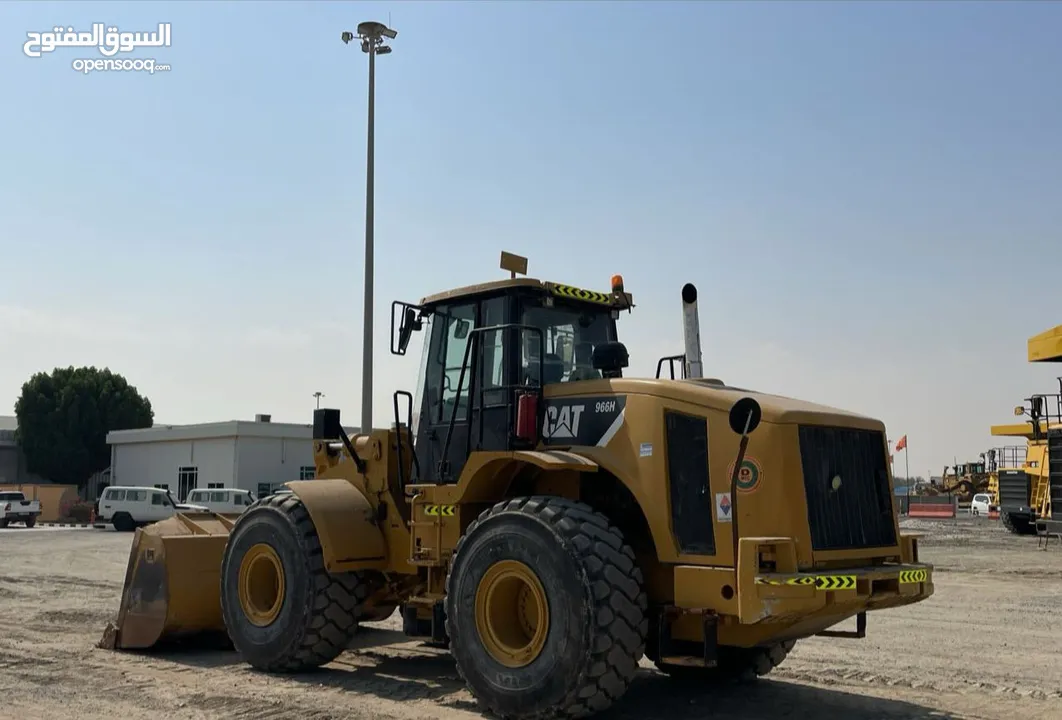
99,512 -> 238,651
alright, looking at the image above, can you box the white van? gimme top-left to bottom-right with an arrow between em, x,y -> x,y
95,486 -> 208,531
970,493 -> 996,516
184,488 -> 256,514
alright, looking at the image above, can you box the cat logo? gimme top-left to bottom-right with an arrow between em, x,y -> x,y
543,404 -> 585,440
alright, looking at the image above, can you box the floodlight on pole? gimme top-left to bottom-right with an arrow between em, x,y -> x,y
341,20 -> 397,436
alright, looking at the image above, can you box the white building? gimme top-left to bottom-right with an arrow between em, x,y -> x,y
106,414 -> 358,501
0,416 -> 46,485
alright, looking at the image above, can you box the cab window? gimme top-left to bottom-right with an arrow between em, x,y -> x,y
425,302 -> 477,423
521,300 -> 614,384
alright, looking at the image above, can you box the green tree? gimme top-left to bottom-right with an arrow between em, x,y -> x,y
14,366 -> 154,487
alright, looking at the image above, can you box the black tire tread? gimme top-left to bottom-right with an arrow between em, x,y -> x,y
223,493 -> 369,672
446,495 -> 648,720
656,639 -> 797,684
1002,511 -> 1035,536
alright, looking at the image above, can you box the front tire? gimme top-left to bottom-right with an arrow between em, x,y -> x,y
445,496 -> 648,720
220,493 -> 370,672
24,517 -> 36,528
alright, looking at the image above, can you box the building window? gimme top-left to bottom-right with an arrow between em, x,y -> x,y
154,484 -> 170,492
299,465 -> 315,480
178,466 -> 198,502
207,483 -> 224,489
257,483 -> 274,499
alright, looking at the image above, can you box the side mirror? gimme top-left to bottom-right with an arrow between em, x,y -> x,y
391,301 -> 424,356
728,396 -> 762,436
1014,405 -> 1025,417
454,318 -> 470,340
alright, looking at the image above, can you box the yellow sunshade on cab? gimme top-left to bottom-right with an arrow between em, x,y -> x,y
1028,324 -> 1062,362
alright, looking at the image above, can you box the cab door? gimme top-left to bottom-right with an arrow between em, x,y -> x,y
414,295 -> 513,484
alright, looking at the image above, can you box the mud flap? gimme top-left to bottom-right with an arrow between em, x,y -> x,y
816,611 -> 867,639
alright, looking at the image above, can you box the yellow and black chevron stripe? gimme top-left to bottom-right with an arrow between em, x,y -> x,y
424,504 -> 455,517
816,574 -> 856,590
899,569 -> 928,584
549,284 -> 613,305
755,574 -> 856,590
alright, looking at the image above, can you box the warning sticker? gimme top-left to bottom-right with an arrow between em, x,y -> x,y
899,569 -> 928,584
727,456 -> 763,493
715,492 -> 732,523
755,574 -> 856,590
424,504 -> 455,517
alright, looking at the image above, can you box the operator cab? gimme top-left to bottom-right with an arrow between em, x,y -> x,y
386,254 -> 633,487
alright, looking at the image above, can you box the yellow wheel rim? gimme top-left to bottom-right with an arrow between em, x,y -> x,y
474,559 -> 550,668
238,543 -> 286,627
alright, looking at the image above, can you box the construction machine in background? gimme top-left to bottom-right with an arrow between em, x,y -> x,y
927,460 -> 991,503
989,377 -> 1062,536
100,252 -> 934,720
1026,325 -> 1062,536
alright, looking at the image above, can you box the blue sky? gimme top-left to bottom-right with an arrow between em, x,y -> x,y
1,0 -> 1060,478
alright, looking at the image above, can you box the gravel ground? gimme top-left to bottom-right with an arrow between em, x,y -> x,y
1,516 -> 1060,720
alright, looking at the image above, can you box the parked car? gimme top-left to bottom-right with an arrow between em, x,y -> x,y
0,491 -> 42,528
95,486 -> 207,531
184,488 -> 256,514
970,493 -> 996,516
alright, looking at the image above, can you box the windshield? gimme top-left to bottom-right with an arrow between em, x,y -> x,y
521,300 -> 616,384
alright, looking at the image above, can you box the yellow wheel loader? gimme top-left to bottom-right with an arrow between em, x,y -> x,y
101,253 -> 934,719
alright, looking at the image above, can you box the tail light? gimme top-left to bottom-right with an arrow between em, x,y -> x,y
515,392 -> 539,444
3,503 -> 9,512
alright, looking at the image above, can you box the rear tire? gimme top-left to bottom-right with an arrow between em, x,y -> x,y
220,493 -> 370,672
445,495 -> 648,720
112,513 -> 134,532
24,517 -> 36,528
654,640 -> 797,684
0,519 -> 8,529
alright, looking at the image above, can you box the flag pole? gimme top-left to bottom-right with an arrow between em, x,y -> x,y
905,442 -> 910,491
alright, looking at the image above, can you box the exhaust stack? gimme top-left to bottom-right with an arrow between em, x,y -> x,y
681,283 -> 703,379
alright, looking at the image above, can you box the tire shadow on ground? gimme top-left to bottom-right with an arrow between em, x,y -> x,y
144,628 -> 959,720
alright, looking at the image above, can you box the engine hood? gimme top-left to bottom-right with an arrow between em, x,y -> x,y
545,377 -> 885,432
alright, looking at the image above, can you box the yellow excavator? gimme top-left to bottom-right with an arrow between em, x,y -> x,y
100,253 -> 934,719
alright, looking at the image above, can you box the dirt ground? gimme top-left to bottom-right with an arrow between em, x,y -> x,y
1,517 -> 1060,720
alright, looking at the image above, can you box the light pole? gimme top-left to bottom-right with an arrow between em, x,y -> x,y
313,391 -> 325,409
342,21 -> 397,435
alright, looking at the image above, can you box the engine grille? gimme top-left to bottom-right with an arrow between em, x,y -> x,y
997,469 -> 1031,511
798,425 -> 897,552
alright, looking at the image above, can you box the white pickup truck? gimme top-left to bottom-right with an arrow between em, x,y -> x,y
0,490 -> 42,528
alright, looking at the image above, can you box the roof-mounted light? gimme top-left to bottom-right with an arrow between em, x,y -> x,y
611,274 -> 624,293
